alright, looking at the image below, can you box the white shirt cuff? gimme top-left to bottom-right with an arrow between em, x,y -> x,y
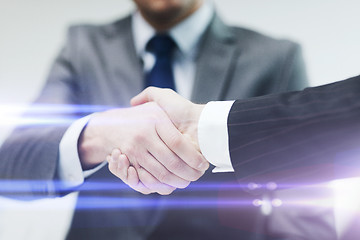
58,114 -> 105,188
198,101 -> 235,173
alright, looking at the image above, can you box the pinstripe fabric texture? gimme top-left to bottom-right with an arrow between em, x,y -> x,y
228,75 -> 360,185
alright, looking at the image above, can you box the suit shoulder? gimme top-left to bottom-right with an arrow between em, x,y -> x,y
229,26 -> 300,53
65,15 -> 131,41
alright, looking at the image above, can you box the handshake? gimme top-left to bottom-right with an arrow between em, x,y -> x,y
78,87 -> 209,195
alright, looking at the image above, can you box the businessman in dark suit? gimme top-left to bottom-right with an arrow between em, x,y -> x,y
128,75 -> 360,239
0,0 -> 308,239
130,75 -> 360,186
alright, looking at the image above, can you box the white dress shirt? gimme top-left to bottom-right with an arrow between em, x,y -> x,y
57,1 -> 236,187
198,101 -> 235,172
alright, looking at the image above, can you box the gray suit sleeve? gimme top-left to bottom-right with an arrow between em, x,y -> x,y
0,28 -> 83,188
278,43 -> 309,92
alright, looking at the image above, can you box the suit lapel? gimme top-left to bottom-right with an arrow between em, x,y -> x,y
103,15 -> 239,104
105,16 -> 144,104
191,15 -> 239,103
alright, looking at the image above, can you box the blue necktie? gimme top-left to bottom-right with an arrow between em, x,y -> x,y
145,34 -> 176,91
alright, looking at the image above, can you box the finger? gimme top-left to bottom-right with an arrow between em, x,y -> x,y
108,150 -> 130,183
113,149 -> 128,179
117,154 -> 153,195
107,149 -> 123,176
127,165 -> 138,186
116,153 -> 129,182
155,115 -> 209,176
183,133 -> 201,152
110,153 -> 153,195
131,87 -> 158,106
127,166 -> 153,195
137,167 -> 176,195
136,151 -> 190,189
147,139 -> 194,187
131,87 -> 178,107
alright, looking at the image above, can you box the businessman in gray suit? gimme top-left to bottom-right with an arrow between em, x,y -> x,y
0,0 -> 308,239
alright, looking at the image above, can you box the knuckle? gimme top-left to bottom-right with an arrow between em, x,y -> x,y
167,158 -> 183,172
133,133 -> 146,144
194,155 -> 208,170
164,88 -> 173,95
121,145 -> 131,154
146,101 -> 158,109
157,171 -> 170,184
190,171 -> 203,182
190,153 -> 201,165
145,86 -> 152,93
149,115 -> 159,125
147,86 -> 156,93
168,135 -> 182,149
122,146 -> 134,159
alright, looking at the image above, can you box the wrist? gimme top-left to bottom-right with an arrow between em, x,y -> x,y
78,113 -> 107,170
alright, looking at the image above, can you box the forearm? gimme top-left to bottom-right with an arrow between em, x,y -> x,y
228,76 -> 360,183
78,113 -> 111,170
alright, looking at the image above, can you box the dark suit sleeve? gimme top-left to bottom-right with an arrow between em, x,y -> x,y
0,27 -> 85,191
228,75 -> 360,185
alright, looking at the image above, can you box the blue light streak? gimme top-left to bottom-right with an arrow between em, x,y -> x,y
0,103 -> 116,126
64,196 -> 255,210
1,179 -> 359,211
0,180 -> 336,193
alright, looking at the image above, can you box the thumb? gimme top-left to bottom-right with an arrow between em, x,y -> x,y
130,87 -> 157,106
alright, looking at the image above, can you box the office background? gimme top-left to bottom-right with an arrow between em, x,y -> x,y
0,0 -> 359,239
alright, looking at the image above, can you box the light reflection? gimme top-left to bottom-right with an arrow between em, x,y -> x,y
0,104 -> 115,126
252,199 -> 262,207
0,180 -> 254,193
260,196 -> 272,215
266,182 -> 278,191
1,178 -> 360,215
0,180 -> 353,194
271,198 -> 283,207
0,104 -> 114,114
74,197 -> 255,210
331,177 -> 360,237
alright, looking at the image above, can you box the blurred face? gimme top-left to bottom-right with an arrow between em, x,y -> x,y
133,0 -> 203,30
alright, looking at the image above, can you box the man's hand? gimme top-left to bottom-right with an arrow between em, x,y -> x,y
78,102 -> 208,195
131,87 -> 205,146
107,87 -> 208,195
107,148 -> 154,195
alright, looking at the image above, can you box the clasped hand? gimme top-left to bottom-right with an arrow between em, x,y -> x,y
78,90 -> 207,195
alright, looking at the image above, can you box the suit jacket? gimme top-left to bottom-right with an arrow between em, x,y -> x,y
228,75 -> 360,184
0,14 -> 308,239
226,75 -> 360,239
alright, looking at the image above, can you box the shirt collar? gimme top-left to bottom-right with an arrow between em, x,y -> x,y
132,0 -> 214,58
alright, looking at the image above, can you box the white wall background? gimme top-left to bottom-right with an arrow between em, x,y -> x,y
1,0 -> 360,141
1,0 -> 360,101
0,1 -> 360,239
